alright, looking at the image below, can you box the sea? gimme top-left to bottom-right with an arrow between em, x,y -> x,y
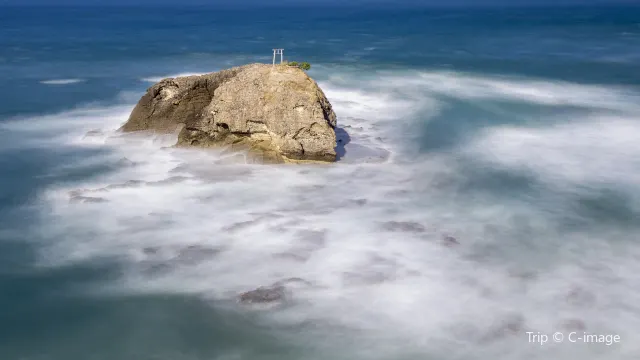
1,4 -> 640,360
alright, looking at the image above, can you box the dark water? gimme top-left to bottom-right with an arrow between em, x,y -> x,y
1,5 -> 640,359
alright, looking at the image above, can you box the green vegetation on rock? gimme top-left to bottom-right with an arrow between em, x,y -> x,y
287,61 -> 311,71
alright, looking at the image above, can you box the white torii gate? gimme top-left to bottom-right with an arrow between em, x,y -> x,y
272,48 -> 284,66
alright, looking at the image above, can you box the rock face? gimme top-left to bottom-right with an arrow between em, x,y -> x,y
121,63 -> 337,163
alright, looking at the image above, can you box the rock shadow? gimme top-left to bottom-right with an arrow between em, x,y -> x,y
334,126 -> 351,161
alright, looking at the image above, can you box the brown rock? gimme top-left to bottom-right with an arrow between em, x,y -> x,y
121,64 -> 337,163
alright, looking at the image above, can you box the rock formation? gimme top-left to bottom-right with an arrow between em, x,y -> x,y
121,63 -> 337,163
238,285 -> 287,304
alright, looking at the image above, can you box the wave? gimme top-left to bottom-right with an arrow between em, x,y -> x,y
463,116 -> 640,188
12,69 -> 640,359
40,79 -> 85,85
372,70 -> 640,113
0,104 -> 132,151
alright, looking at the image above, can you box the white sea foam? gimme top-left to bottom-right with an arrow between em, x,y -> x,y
464,116 -> 640,188
15,69 -> 640,359
0,105 -> 132,150
40,79 -> 85,85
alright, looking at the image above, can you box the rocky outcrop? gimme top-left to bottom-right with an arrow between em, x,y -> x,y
238,285 -> 286,304
121,63 -> 337,163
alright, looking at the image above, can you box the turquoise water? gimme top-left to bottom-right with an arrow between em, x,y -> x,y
1,5 -> 640,359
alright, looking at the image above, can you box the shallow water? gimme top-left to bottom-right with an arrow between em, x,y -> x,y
1,5 -> 640,359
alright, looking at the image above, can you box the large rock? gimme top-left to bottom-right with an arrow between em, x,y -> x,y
121,63 -> 337,163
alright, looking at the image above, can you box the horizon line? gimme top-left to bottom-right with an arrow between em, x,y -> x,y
1,2 -> 639,8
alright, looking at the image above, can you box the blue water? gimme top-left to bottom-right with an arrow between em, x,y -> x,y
1,5 -> 640,359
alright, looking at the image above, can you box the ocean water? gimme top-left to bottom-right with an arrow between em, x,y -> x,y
1,5 -> 640,359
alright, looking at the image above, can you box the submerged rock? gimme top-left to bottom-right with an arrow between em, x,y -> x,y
238,278 -> 314,305
83,129 -> 104,138
238,285 -> 287,304
121,63 -> 337,163
105,180 -> 146,190
380,221 -> 427,233
69,195 -> 108,204
442,234 -> 460,247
